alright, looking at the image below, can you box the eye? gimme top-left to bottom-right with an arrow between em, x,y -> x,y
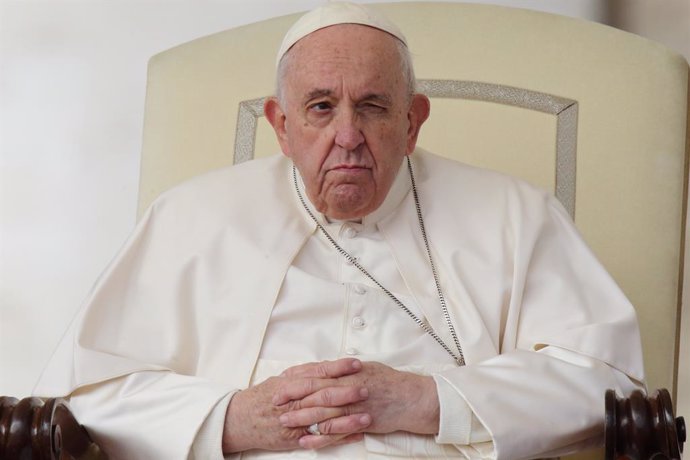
308,101 -> 332,113
360,102 -> 387,114
366,103 -> 385,110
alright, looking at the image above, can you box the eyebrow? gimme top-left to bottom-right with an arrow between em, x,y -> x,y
360,93 -> 392,106
303,89 -> 333,103
302,89 -> 393,106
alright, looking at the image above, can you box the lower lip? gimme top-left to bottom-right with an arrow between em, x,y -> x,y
330,168 -> 370,179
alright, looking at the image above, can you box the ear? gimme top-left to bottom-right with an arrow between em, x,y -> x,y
264,97 -> 291,157
405,93 -> 431,155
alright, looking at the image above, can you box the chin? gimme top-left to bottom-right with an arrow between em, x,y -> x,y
320,182 -> 384,219
329,202 -> 378,220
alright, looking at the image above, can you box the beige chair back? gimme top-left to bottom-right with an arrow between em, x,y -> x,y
139,3 -> 689,457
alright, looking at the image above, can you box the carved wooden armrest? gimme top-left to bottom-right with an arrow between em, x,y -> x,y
606,388 -> 686,460
0,396 -> 106,459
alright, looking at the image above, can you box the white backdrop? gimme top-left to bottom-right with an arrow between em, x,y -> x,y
1,0 -> 688,423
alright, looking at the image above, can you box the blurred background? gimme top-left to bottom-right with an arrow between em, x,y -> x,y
1,0 -> 689,419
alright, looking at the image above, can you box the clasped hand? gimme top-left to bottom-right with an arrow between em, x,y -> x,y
222,358 -> 439,453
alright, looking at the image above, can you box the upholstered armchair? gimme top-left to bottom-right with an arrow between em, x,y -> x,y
138,7 -> 689,458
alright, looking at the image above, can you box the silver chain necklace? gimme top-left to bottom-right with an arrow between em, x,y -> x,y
292,157 -> 465,366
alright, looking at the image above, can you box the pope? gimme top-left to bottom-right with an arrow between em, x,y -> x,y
35,3 -> 645,459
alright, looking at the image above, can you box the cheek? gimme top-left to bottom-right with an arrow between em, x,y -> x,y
371,125 -> 408,159
291,139 -> 330,179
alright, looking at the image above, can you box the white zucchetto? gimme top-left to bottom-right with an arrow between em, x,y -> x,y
276,2 -> 408,65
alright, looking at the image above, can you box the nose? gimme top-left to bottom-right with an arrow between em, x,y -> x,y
334,111 -> 364,151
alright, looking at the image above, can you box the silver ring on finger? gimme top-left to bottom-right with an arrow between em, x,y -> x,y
306,423 -> 321,436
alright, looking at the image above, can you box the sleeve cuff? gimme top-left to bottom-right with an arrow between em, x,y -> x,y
190,392 -> 235,459
432,374 -> 492,445
433,374 -> 472,444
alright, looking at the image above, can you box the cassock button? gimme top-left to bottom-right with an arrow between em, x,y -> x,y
346,348 -> 360,355
344,227 -> 358,238
353,285 -> 366,295
352,316 -> 366,329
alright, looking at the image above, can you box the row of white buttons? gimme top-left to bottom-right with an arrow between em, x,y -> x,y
344,224 -> 363,359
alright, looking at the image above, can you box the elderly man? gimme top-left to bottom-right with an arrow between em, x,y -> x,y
35,3 -> 644,459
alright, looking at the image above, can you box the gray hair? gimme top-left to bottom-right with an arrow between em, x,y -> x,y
275,38 -> 417,108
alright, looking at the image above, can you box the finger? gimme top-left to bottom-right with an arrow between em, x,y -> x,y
281,358 -> 362,379
272,377 -> 337,406
283,385 -> 369,412
299,432 -> 365,450
299,386 -> 368,410
306,413 -> 372,436
299,429 -> 367,449
279,406 -> 344,428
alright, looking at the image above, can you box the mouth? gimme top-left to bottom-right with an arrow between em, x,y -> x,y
331,164 -> 370,171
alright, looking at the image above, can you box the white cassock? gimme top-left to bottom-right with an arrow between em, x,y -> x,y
34,150 -> 644,460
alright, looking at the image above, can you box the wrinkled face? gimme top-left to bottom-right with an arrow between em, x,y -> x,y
265,24 -> 429,220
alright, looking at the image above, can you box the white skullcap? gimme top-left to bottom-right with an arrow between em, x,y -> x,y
276,2 -> 407,65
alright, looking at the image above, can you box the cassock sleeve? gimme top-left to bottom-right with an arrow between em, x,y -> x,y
190,393 -> 234,459
432,192 -> 645,459
33,159 -> 309,459
67,371 -> 232,460
434,347 -> 642,458
33,192 -> 248,459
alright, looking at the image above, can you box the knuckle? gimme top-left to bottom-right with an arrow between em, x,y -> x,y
320,388 -> 334,406
342,404 -> 358,416
281,427 -> 302,442
303,378 -> 316,394
317,362 -> 330,378
266,376 -> 281,388
320,419 -> 334,435
287,399 -> 302,411
273,387 -> 285,402
281,412 -> 295,425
